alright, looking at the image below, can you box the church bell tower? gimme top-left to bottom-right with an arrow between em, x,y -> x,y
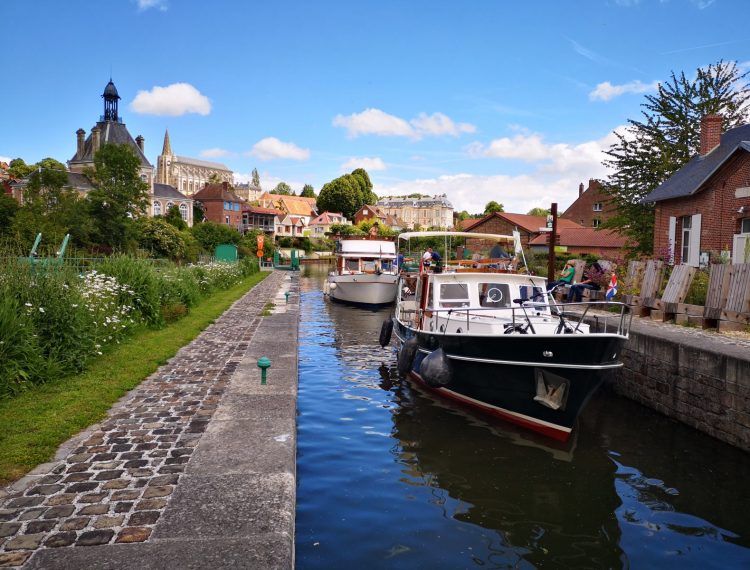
102,78 -> 120,122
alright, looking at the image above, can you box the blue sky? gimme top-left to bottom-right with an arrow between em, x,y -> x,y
2,0 -> 748,215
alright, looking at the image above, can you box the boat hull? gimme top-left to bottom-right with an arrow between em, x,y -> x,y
394,320 -> 627,441
327,273 -> 399,307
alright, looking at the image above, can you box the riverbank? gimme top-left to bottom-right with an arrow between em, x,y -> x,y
0,270 -> 298,569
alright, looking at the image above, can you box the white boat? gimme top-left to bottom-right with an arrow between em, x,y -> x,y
324,238 -> 399,307
380,231 -> 632,441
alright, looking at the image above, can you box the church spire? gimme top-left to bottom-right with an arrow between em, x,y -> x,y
162,129 -> 173,155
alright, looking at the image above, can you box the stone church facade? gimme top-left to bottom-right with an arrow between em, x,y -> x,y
155,130 -> 233,197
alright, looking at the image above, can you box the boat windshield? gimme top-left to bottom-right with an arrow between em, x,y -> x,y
439,283 -> 470,308
519,285 -> 545,303
345,259 -> 359,271
478,282 -> 512,308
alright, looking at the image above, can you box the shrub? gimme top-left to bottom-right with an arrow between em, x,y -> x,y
98,255 -> 163,326
191,222 -> 241,253
137,218 -> 187,260
0,296 -> 49,398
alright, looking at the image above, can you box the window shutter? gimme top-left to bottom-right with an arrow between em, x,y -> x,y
668,216 -> 677,264
688,214 -> 701,266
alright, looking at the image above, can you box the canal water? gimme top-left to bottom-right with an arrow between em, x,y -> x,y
295,266 -> 750,569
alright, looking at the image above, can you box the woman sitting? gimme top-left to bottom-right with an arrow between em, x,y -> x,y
567,262 -> 603,303
546,260 -> 575,291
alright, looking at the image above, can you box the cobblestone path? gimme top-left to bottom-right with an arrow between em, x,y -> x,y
0,271 -> 288,568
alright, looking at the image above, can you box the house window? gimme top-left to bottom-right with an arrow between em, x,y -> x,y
225,216 -> 230,224
153,201 -> 162,216
179,203 -> 188,221
681,216 -> 692,263
741,218 -> 750,234
593,203 -> 603,212
592,218 -> 601,228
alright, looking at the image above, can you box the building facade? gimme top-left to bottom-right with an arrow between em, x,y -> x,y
153,183 -> 194,227
562,179 -> 616,228
645,115 -> 750,266
155,130 -> 233,197
68,79 -> 156,210
376,194 -> 453,229
193,182 -> 243,228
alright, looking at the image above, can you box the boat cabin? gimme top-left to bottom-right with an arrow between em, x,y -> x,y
334,239 -> 398,275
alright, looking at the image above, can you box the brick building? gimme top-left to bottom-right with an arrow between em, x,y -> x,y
464,212 -> 583,252
562,179 -> 615,228
193,182 -> 243,228
353,204 -> 404,230
644,115 -> 750,265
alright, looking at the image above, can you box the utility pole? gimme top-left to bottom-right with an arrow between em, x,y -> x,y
547,203 -> 557,281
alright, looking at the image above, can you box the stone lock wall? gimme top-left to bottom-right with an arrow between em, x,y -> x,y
605,326 -> 750,452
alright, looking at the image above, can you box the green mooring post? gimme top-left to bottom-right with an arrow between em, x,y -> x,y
285,291 -> 290,303
257,357 -> 271,385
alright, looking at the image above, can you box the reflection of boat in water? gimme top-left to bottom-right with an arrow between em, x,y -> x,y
387,231 -> 632,441
324,238 -> 398,307
387,376 -> 624,567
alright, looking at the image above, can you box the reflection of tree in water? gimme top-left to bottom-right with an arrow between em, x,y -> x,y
388,379 -> 625,568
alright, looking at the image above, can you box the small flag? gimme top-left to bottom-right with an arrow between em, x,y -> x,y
606,273 -> 618,300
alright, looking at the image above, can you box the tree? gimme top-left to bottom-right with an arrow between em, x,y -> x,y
527,207 -> 550,217
603,60 -> 750,255
317,176 -> 359,219
484,201 -> 504,214
6,158 -> 34,179
87,144 -> 150,249
208,172 -> 223,184
456,210 -> 472,221
0,193 -> 19,235
136,217 -> 187,260
300,184 -> 316,198
190,221 -> 240,252
165,204 -> 188,231
273,182 -> 293,195
251,168 -> 261,188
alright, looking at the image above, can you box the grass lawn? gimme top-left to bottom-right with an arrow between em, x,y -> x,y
0,271 -> 268,487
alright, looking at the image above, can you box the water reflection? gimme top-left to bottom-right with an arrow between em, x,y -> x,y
296,265 -> 750,569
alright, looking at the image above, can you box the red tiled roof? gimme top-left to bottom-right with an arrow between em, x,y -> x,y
310,211 -> 345,225
528,227 -> 627,247
193,183 -> 242,202
243,205 -> 280,215
464,212 -> 582,233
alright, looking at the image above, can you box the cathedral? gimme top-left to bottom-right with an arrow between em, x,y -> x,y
155,130 -> 233,197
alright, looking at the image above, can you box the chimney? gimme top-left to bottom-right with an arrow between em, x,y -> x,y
700,114 -> 722,155
578,182 -> 584,197
76,128 -> 85,159
135,135 -> 145,153
91,126 -> 101,154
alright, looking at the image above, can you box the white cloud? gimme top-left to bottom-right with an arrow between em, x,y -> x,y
135,0 -> 168,11
130,83 -> 211,116
589,80 -> 659,101
248,137 -> 310,161
0,155 -> 12,165
410,112 -> 476,136
333,108 -> 476,139
200,148 -> 233,158
377,127 -> 623,215
340,157 -> 386,172
234,171 -> 306,194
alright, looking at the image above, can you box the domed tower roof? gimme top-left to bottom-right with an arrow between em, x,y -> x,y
102,78 -> 121,122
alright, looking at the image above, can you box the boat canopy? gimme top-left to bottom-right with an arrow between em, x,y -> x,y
339,240 -> 397,255
398,231 -> 514,241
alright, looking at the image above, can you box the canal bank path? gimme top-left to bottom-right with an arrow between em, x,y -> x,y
0,270 -> 299,569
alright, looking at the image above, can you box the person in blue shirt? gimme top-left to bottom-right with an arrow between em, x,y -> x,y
397,252 -> 405,268
430,249 -> 443,273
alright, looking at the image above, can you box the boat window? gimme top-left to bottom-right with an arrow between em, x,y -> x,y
345,259 -> 359,271
519,285 -> 545,303
439,283 -> 470,308
479,283 -> 511,308
362,259 -> 377,272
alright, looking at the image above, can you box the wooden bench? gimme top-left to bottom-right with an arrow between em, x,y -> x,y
634,260 -> 665,317
719,263 -> 750,331
621,260 -> 645,306
647,264 -> 696,322
701,263 -> 731,329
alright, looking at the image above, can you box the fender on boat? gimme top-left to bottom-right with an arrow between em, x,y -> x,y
421,348 -> 452,387
397,337 -> 419,375
379,319 -> 394,347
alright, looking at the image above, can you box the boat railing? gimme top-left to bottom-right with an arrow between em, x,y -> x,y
397,300 -> 632,336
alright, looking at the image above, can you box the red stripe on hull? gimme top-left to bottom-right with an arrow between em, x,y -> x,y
409,372 -> 572,442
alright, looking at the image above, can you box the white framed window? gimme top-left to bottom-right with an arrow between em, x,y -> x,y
166,201 -> 174,212
592,218 -> 601,228
179,203 -> 188,220
153,201 -> 162,216
593,203 -> 603,212
681,216 -> 692,263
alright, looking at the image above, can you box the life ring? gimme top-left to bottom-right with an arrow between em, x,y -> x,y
379,319 -> 394,347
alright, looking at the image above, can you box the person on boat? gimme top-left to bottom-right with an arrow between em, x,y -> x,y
422,248 -> 433,269
489,242 -> 511,260
397,252 -> 405,269
567,262 -> 603,302
547,260 -> 575,291
430,249 -> 443,274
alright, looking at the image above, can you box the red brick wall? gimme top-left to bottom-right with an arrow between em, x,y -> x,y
202,199 -> 243,227
466,216 -> 534,251
653,152 -> 750,263
700,115 -> 722,155
562,180 -> 615,228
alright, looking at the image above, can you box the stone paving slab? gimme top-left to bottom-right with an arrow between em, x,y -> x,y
1,270 -> 299,569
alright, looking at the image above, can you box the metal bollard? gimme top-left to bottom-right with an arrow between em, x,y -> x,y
285,291 -> 290,303
257,357 -> 271,385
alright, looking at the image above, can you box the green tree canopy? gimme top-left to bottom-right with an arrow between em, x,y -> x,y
7,158 -> 34,179
0,193 -> 19,235
136,217 -> 187,260
164,204 -> 188,231
317,169 -> 377,219
603,60 -> 750,255
484,201 -> 504,214
527,207 -> 550,217
190,221 -> 241,252
273,182 -> 294,195
300,184 -> 316,198
251,168 -> 261,188
87,143 -> 150,249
